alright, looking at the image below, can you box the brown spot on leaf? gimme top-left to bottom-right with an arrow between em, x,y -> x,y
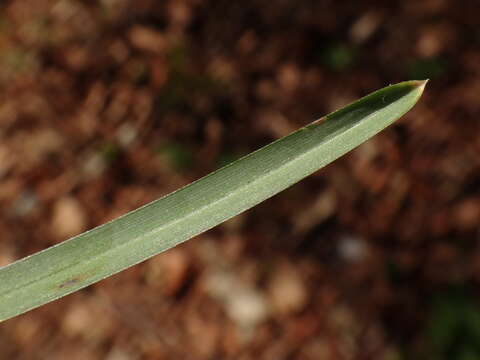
309,116 -> 327,127
58,278 -> 81,289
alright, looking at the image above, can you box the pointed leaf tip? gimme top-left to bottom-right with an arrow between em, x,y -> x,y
410,79 -> 429,91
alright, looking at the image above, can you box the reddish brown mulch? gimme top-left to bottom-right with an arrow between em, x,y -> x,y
1,1 -> 480,359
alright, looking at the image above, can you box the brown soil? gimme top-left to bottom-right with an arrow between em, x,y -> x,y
1,1 -> 480,359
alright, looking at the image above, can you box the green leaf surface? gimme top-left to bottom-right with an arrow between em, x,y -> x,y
0,80 -> 427,322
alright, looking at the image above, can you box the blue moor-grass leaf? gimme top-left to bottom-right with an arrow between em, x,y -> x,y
0,80 -> 427,322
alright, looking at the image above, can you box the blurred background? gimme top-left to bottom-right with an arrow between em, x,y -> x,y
1,0 -> 480,359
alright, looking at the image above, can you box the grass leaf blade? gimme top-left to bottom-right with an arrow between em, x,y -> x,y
0,80 -> 426,322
